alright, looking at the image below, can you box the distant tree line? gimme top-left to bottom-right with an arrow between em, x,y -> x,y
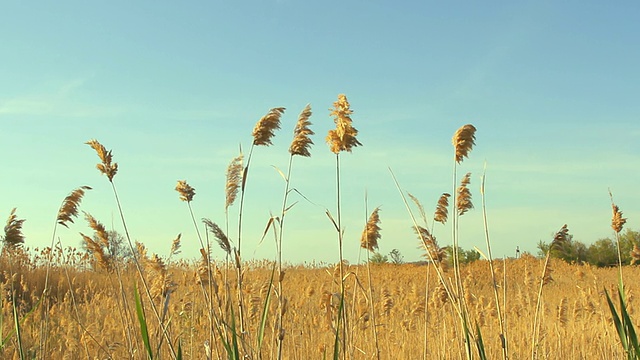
537,229 -> 640,267
367,229 -> 640,267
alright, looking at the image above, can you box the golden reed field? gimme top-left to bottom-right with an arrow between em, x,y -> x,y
1,95 -> 636,359
0,253 -> 637,359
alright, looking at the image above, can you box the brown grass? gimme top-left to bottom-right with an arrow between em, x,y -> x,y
452,124 -> 476,164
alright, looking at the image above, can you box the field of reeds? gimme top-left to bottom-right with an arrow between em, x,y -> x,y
1,94 -> 637,359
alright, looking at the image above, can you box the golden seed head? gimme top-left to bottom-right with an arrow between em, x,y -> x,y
252,107 -> 285,146
452,124 -> 477,164
360,207 -> 381,252
289,104 -> 314,157
327,94 -> 362,154
611,204 -> 627,233
456,173 -> 473,216
175,180 -> 195,202
202,218 -> 231,255
57,186 -> 92,228
3,208 -> 26,248
225,154 -> 244,209
434,193 -> 451,225
86,139 -> 118,182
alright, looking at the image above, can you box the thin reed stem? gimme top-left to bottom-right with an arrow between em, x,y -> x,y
480,171 -> 507,360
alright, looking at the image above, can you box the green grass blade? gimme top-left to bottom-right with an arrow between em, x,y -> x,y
618,286 -> 640,358
257,267 -> 274,352
475,323 -> 487,360
12,294 -> 24,360
134,284 -> 153,360
332,295 -> 344,360
606,288 -> 630,357
229,305 -> 240,360
1,293 -> 43,350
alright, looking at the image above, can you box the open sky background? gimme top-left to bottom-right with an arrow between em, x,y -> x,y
1,1 -> 638,265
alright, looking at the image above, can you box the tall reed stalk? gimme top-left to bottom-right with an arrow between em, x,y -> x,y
360,206 -> 381,360
86,139 -> 177,358
274,104 -> 314,359
326,94 -> 361,359
531,224 -> 569,359
480,170 -> 507,359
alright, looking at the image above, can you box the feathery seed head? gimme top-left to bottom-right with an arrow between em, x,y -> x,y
3,208 -> 26,248
225,154 -> 244,209
86,139 -> 118,181
434,193 -> 451,225
289,104 -> 314,157
202,218 -> 232,255
611,204 -> 627,234
551,224 -> 569,250
176,180 -> 195,202
452,124 -> 477,164
327,94 -> 362,154
57,186 -> 92,228
253,107 -> 285,146
456,173 -> 473,216
415,226 -> 445,263
631,244 -> 640,265
170,234 -> 182,257
360,207 -> 381,252
83,212 -> 109,248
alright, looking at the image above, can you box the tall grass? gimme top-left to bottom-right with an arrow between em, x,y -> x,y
0,95 -> 636,360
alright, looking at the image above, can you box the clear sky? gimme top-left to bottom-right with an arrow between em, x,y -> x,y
1,1 -> 638,265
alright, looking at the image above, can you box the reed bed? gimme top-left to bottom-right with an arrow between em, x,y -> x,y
0,94 -> 636,359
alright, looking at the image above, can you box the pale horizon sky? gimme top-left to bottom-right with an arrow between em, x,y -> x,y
1,1 -> 638,264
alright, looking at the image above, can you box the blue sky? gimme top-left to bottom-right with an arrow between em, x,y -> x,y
1,1 -> 638,264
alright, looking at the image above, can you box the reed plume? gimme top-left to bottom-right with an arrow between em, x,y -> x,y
327,94 -> 362,153
289,104 -> 314,157
3,208 -> 25,248
83,212 -> 110,248
360,207 -> 381,252
456,173 -> 473,216
86,139 -> 118,181
175,180 -> 196,202
253,107 -> 285,146
415,226 -> 445,263
408,193 -> 428,225
611,203 -> 627,234
434,193 -> 451,225
80,214 -> 112,271
452,124 -> 476,164
169,234 -> 182,258
57,186 -> 92,228
631,244 -> 640,265
225,154 -> 243,210
551,224 -> 569,250
202,218 -> 232,256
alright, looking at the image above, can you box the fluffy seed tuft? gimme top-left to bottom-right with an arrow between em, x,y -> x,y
452,124 -> 477,163
176,180 -> 196,202
57,186 -> 92,228
86,139 -> 118,181
360,207 -> 381,252
289,104 -> 314,157
327,94 -> 362,154
456,173 -> 473,216
225,154 -> 243,210
253,107 -> 285,146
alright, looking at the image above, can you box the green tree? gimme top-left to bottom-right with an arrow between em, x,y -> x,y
389,249 -> 404,264
369,252 -> 388,264
537,235 -> 587,264
444,246 -> 480,266
586,238 -> 618,267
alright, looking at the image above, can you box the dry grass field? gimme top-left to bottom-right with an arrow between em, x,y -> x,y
0,252 -> 636,359
1,95 -> 635,359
